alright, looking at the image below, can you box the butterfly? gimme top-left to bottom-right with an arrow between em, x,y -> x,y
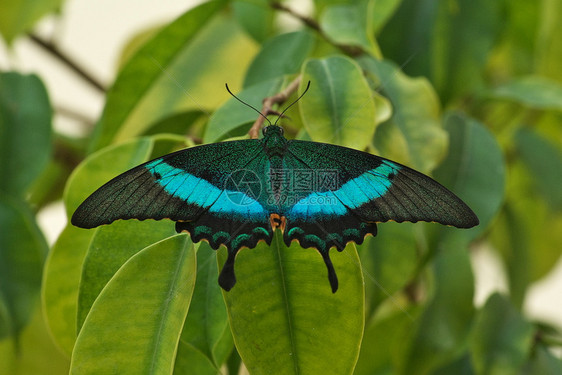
72,85 -> 479,293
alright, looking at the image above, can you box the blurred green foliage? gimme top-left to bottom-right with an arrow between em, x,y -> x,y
1,0 -> 561,374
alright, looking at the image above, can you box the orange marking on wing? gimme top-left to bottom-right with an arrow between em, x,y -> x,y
269,213 -> 287,233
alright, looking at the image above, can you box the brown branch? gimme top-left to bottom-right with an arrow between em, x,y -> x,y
270,2 -> 364,57
28,33 -> 107,92
248,76 -> 302,139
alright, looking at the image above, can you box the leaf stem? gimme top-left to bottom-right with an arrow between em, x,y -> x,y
28,33 -> 107,92
248,75 -> 302,139
270,2 -> 364,57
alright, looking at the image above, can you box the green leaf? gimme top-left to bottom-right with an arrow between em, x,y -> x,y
401,240 -> 475,375
470,293 -> 534,375
491,76 -> 562,111
300,56 -> 378,150
434,112 -> 506,239
220,231 -> 364,375
320,2 -> 381,57
70,234 -> 196,374
77,220 -> 176,332
0,0 -> 63,43
243,31 -> 314,87
515,127 -> 562,211
233,0 -> 275,43
204,78 -> 284,142
0,194 -> 47,338
42,225 -> 93,356
0,72 -> 52,196
90,1 -> 257,150
359,57 -> 446,173
174,243 -> 232,372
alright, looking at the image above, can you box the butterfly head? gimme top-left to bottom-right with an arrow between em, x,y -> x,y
262,125 -> 287,156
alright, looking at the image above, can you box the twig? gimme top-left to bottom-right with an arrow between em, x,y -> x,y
248,76 -> 302,139
270,2 -> 364,57
28,33 -> 107,92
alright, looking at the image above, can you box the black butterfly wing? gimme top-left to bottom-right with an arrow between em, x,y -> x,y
72,139 -> 274,290
282,140 -> 478,292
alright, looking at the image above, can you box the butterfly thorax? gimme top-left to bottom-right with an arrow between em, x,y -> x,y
262,125 -> 288,157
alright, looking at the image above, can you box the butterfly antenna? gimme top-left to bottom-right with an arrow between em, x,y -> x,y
274,80 -> 311,126
225,83 -> 272,126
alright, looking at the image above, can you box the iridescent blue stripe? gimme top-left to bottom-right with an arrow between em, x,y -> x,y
146,160 -> 266,217
289,161 -> 400,218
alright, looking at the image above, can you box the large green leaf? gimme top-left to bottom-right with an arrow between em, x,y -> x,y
42,225 -> 92,356
434,112 -> 506,239
174,243 -> 233,374
70,234 -> 196,374
470,293 -> 534,375
0,72 -> 52,196
243,31 -> 314,87
359,57 -> 445,173
90,1 -> 257,150
0,0 -> 63,43
77,220 -> 176,332
300,56 -> 378,150
204,78 -> 285,142
220,231 -> 364,375
0,194 -> 47,338
319,2 -> 381,57
46,138 -> 154,354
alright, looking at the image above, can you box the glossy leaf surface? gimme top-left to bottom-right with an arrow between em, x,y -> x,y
70,235 -> 195,374
300,56 -> 377,150
220,232 -> 364,375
